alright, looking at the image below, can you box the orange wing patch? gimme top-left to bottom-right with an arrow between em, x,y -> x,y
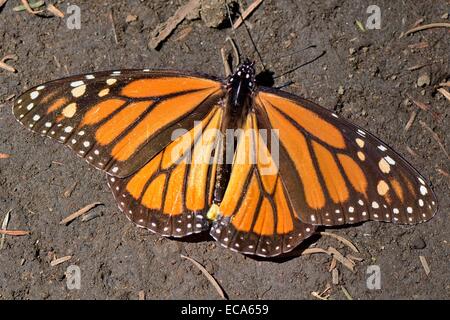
337,154 -> 368,197
163,162 -> 187,215
121,77 -> 221,98
95,100 -> 153,145
312,141 -> 349,203
252,198 -> 275,236
390,178 -> 404,203
126,153 -> 162,199
80,98 -> 126,127
142,174 -> 167,210
258,92 -> 346,149
263,101 -> 325,210
47,97 -> 68,114
274,181 -> 294,234
219,113 -> 298,236
111,87 -> 219,162
185,110 -> 223,211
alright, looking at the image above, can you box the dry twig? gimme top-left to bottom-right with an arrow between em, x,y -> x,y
50,255 -> 72,267
0,54 -> 18,73
303,246 -> 357,272
233,0 -> 264,29
59,202 -> 103,225
0,153 -> 11,159
404,110 -> 418,132
109,8 -> 119,44
332,268 -> 339,285
437,88 -> 450,102
419,120 -> 449,160
419,256 -> 431,276
63,182 -> 78,198
320,231 -> 359,253
403,22 -> 450,37
0,229 -> 30,236
311,285 -> 331,300
46,3 -> 64,18
181,254 -> 227,299
148,0 -> 200,49
341,286 -> 353,300
0,209 -> 12,250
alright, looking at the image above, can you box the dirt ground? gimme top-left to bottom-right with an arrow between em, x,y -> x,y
0,0 -> 448,300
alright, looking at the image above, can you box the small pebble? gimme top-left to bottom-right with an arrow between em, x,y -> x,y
125,14 -> 138,23
417,73 -> 430,87
338,86 -> 345,95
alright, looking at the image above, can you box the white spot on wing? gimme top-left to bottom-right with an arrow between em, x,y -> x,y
419,185 -> 428,195
384,156 -> 395,165
70,80 -> 84,87
30,91 -> 39,99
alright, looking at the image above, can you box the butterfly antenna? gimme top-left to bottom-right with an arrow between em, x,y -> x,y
235,0 -> 266,70
274,50 -> 326,79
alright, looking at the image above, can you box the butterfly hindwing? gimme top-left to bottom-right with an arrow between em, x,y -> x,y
12,69 -> 224,177
255,88 -> 438,226
107,106 -> 224,236
210,112 -> 316,257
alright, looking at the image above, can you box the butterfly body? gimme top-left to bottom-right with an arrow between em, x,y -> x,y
13,63 -> 438,257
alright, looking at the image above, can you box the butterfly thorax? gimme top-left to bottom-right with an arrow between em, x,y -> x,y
226,60 -> 256,127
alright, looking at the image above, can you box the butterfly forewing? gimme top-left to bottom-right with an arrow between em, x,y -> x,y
13,69 -> 225,177
255,88 -> 438,227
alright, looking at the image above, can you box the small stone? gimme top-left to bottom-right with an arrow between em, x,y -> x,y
349,47 -> 356,55
125,14 -> 138,23
362,46 -> 369,53
417,73 -> 430,87
200,0 -> 227,28
441,12 -> 449,19
338,86 -> 345,95
411,236 -> 426,250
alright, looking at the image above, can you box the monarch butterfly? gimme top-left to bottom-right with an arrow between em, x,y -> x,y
12,60 -> 438,257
